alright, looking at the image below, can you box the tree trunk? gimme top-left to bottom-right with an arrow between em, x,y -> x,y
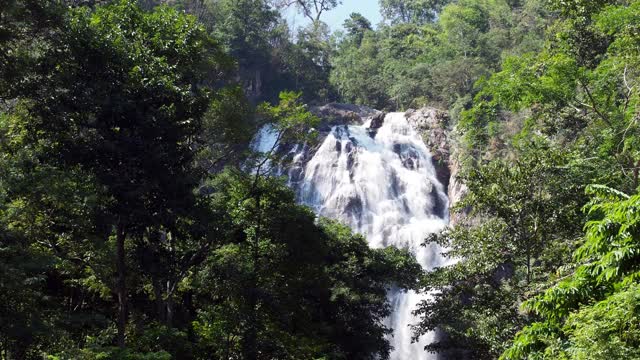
153,277 -> 164,322
116,221 -> 127,349
166,280 -> 174,327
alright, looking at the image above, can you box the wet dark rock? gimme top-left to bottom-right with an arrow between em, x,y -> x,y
389,169 -> 401,197
404,158 -> 415,170
347,153 -> 357,178
310,103 -> 380,132
344,141 -> 353,153
401,198 -> 411,214
430,185 -> 446,219
369,111 -> 386,129
344,196 -> 363,218
288,166 -> 304,184
393,143 -> 402,155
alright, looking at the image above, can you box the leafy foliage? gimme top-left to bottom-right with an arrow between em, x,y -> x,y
3,0 -> 640,359
193,172 -> 421,359
414,141 -> 585,357
503,186 -> 640,359
153,0 -> 337,104
427,0 -> 640,359
330,0 -> 551,111
0,2 -> 423,358
380,0 -> 450,24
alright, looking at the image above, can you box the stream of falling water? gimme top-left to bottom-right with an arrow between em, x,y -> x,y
290,112 -> 450,359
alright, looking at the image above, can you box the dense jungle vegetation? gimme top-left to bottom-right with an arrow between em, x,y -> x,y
1,0 -> 639,359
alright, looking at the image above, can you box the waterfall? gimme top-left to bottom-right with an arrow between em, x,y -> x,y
290,112 -> 451,359
251,110 -> 451,358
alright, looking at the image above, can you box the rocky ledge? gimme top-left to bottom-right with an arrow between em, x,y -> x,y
310,103 -> 382,132
405,108 -> 451,189
404,108 -> 467,220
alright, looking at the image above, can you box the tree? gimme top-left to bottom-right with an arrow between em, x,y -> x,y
330,30 -> 392,109
464,0 -> 640,190
156,0 -> 336,103
330,0 -> 548,110
1,0 -> 230,349
0,227 -> 57,359
288,22 -> 335,102
343,12 -> 373,45
379,0 -> 450,25
432,1 -> 640,358
2,2 -> 425,356
192,171 -> 422,359
414,140 -> 586,358
0,0 -> 66,99
272,0 -> 340,23
211,0 -> 282,99
503,185 -> 640,359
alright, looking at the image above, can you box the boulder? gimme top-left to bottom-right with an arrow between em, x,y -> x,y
310,103 -> 380,132
369,111 -> 386,129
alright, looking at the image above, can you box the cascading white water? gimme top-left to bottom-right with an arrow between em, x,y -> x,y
293,112 -> 450,359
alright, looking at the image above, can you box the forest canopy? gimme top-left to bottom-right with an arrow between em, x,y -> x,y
1,0 -> 640,359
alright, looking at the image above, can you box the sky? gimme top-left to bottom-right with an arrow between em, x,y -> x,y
282,0 -> 383,33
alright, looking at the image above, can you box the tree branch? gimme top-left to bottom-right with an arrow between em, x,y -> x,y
578,78 -> 611,126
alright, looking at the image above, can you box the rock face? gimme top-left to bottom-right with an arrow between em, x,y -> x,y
405,108 -> 450,155
405,108 -> 451,189
310,103 -> 381,132
369,111 -> 386,129
446,152 -> 468,226
403,107 -> 468,224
